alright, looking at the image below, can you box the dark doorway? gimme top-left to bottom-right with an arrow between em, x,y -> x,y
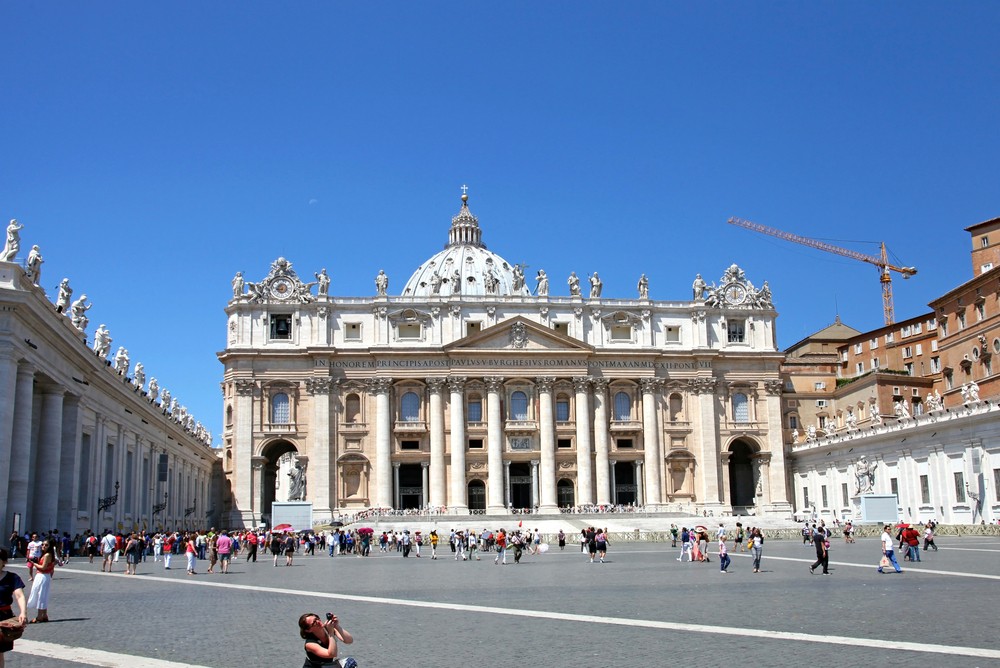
397,463 -> 423,509
728,440 -> 755,509
468,480 -> 486,510
557,479 -> 575,508
508,462 -> 532,509
261,439 -> 298,528
614,461 -> 636,505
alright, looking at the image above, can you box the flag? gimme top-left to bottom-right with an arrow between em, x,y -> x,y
519,520 -> 522,527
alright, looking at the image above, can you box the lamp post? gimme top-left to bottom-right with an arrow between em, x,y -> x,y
98,481 -> 120,514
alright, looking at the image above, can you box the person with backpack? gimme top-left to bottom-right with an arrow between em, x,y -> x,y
595,528 -> 608,564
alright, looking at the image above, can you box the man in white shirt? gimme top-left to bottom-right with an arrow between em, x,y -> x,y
878,525 -> 902,573
100,531 -> 118,573
26,534 -> 42,581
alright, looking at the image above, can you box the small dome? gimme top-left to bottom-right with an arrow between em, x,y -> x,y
401,195 -> 529,298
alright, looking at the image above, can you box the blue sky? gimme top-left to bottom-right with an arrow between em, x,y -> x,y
2,3 -> 998,444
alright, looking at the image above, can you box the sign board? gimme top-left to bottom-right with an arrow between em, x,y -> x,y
270,502 -> 313,532
860,494 -> 899,523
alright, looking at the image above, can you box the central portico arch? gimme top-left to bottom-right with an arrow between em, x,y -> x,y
258,438 -> 299,527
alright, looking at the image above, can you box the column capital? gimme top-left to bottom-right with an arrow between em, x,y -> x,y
392,461 -> 401,469
234,378 -> 256,396
40,384 -> 66,396
16,362 -> 36,377
503,459 -> 511,468
484,376 -> 505,392
368,376 -> 394,395
609,459 -> 617,466
591,377 -> 609,393
572,376 -> 592,392
251,456 -> 266,471
688,377 -> 717,395
639,377 -> 660,394
420,461 -> 430,469
763,379 -> 784,396
535,376 -> 556,392
425,377 -> 447,393
305,377 -> 337,395
447,375 -> 467,393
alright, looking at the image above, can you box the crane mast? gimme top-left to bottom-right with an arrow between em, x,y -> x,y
727,217 -> 916,326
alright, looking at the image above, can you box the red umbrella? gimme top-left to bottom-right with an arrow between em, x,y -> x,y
895,523 -> 911,529
273,523 -> 292,532
357,527 -> 374,534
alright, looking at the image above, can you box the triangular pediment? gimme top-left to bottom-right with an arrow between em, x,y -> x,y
444,316 -> 593,352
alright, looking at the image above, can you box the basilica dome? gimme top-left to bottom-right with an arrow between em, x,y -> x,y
402,195 -> 529,298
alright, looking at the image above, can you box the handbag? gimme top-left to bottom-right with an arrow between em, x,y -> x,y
879,556 -> 891,569
0,618 -> 25,642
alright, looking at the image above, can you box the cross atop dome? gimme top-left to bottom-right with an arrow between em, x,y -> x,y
448,186 -> 484,248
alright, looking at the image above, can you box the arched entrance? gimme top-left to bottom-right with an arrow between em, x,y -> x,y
260,439 -> 298,528
613,462 -> 636,505
728,440 -> 755,511
557,479 -> 575,508
468,480 -> 486,511
508,462 -> 532,509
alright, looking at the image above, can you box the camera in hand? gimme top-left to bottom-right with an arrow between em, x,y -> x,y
326,613 -> 334,621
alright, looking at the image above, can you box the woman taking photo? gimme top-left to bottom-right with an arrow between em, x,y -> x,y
0,548 -> 27,668
298,612 -> 355,668
25,540 -> 55,623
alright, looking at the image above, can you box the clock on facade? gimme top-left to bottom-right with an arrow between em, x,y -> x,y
723,283 -> 747,306
270,278 -> 294,299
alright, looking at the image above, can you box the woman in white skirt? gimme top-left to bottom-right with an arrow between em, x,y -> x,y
26,539 -> 56,623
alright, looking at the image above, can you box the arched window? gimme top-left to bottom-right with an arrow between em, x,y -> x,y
401,392 -> 420,421
226,405 -> 233,425
271,393 -> 290,424
511,391 -> 528,421
733,393 -> 749,423
345,394 -> 361,423
614,392 -> 631,421
669,394 -> 683,422
467,394 -> 482,422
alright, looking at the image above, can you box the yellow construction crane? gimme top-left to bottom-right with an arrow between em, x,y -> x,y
727,217 -> 917,326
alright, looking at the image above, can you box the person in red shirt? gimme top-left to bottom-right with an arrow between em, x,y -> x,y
903,527 -> 921,562
493,529 -> 507,565
245,532 -> 258,563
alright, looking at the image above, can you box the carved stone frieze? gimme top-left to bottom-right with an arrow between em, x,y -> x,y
509,322 -> 528,348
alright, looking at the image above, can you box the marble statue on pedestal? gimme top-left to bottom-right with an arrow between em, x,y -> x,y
588,272 -> 603,298
637,274 -> 649,299
113,347 -> 130,376
893,400 -> 910,419
375,270 -> 389,296
288,462 -> 307,501
315,269 -> 330,297
925,390 -> 942,412
790,428 -> 799,444
535,270 -> 548,296
160,388 -> 171,411
961,381 -> 980,405
484,270 -> 500,295
92,325 -> 112,359
450,269 -> 461,295
855,456 -> 876,495
133,362 -> 145,390
429,272 -> 442,295
147,378 -> 159,402
567,272 -> 581,297
805,425 -> 817,442
25,246 -> 43,285
1,220 -> 23,262
232,272 -> 244,299
170,398 -> 180,420
845,410 -> 858,430
70,295 -> 92,332
512,265 -> 526,294
871,401 -> 883,426
55,279 -> 72,313
692,274 -> 707,300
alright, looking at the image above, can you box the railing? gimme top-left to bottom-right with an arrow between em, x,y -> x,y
722,420 -> 764,431
504,420 -> 537,432
339,421 -> 369,431
394,420 -> 426,432
466,421 -> 487,430
263,423 -> 297,432
664,420 -> 692,429
609,420 -> 643,432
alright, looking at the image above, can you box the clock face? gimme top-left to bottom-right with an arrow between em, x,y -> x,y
270,278 -> 294,299
724,283 -> 747,305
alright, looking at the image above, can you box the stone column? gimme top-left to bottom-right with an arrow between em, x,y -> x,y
592,378 -> 611,506
448,377 -> 468,512
609,459 -> 617,504
370,377 -> 394,508
535,376 -> 557,512
56,394 -> 83,532
485,376 -> 505,513
393,462 -> 401,509
692,377 -> 721,508
234,379 -> 256,526
572,377 -> 593,506
640,378 -> 662,509
530,459 -> 539,508
7,363 -> 35,534
251,457 -> 265,525
634,460 -> 644,506
32,386 -> 66,532
503,459 -> 511,509
763,379 -> 791,513
307,377 -> 334,519
421,461 -> 429,509
720,451 -> 732,509
427,377 -> 447,508
0,349 -> 18,537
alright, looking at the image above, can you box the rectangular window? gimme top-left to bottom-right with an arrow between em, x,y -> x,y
467,400 -> 482,422
468,439 -> 484,449
928,318 -> 937,330
466,321 -> 481,336
954,472 -> 966,503
400,440 -> 420,451
930,356 -> 940,373
665,326 -> 680,342
854,343 -> 863,354
913,323 -> 922,334
940,320 -> 948,336
617,438 -> 633,449
872,358 -> 880,370
842,483 -> 849,507
982,263 -> 994,273
398,323 -> 421,339
786,399 -> 797,408
821,485 -> 828,508
904,363 -> 914,375
985,358 -> 993,376
983,235 -> 990,248
610,324 -> 632,340
977,304 -> 985,321
556,401 -> 570,421
856,362 -> 865,374
104,444 -> 115,498
916,344 -> 922,356
141,457 -> 149,514
890,477 -> 899,500
788,415 -> 798,429
842,351 -> 848,362
945,372 -> 954,389
902,325 -> 911,338
557,439 -> 572,449
77,434 -> 91,509
885,333 -> 894,343
815,399 -> 827,408
803,487 -> 810,508
870,338 -> 879,350
814,382 -> 826,390
920,475 -> 930,504
958,312 -> 966,328
727,320 -> 745,343
125,450 -> 134,511
553,322 -> 568,336
270,314 -> 292,340
994,469 -> 1000,502
345,323 -> 361,340
903,346 -> 912,358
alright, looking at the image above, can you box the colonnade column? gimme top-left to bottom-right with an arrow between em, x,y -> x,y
427,378 -> 447,508
503,459 -> 511,509
609,459 -> 617,505
56,394 -> 83,533
592,378 -> 611,506
634,460 -> 644,506
421,462 -> 429,509
32,386 -> 66,532
572,377 -> 593,506
370,377 -> 394,508
393,462 -> 401,510
251,457 -> 265,526
448,377 -> 468,513
0,349 -> 18,538
484,376 -> 505,513
639,378 -> 661,509
530,460 -> 539,508
535,376 -> 557,512
7,363 -> 36,533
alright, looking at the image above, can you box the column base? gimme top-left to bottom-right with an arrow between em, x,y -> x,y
486,505 -> 507,516
760,502 -> 793,517
538,504 -> 559,514
449,505 -> 468,515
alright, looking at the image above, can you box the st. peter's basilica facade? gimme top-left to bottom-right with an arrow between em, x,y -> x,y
219,194 -> 791,525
